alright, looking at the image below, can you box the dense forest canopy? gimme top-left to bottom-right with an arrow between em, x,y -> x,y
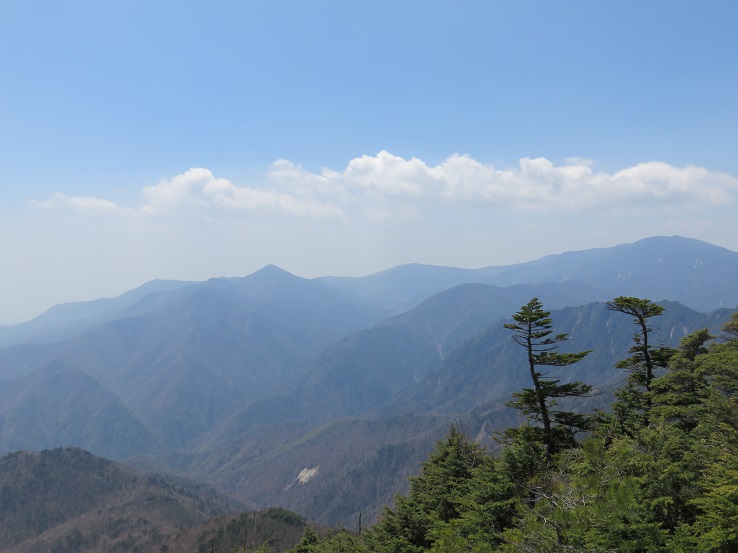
282,300 -> 738,553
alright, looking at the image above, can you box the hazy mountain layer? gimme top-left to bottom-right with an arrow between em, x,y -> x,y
0,235 -> 737,528
319,236 -> 738,313
159,301 -> 734,525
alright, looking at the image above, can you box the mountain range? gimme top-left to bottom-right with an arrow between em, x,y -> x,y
1,235 -> 737,528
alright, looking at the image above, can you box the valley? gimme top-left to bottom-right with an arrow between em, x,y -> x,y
1,235 -> 738,550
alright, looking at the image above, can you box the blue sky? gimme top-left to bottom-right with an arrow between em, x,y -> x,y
2,1 -> 737,324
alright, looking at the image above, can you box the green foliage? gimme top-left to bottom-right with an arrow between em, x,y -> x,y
607,296 -> 677,430
230,542 -> 272,553
11,301 -> 738,553
451,453 -> 518,549
285,526 -> 370,553
721,311 -> 738,339
499,425 -> 548,488
686,331 -> 738,552
652,327 -> 714,430
288,527 -> 320,553
264,507 -> 307,528
185,509 -> 308,553
365,424 -> 517,553
504,298 -> 593,457
297,306 -> 738,553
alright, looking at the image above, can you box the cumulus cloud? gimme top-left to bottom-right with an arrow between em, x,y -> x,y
34,168 -> 348,220
31,153 -> 738,221
317,151 -> 738,210
267,159 -> 353,202
142,168 -> 347,219
141,167 -> 215,214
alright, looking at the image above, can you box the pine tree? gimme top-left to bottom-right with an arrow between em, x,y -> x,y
606,296 -> 676,430
503,298 -> 593,457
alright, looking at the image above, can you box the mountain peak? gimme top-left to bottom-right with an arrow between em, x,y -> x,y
243,264 -> 303,287
632,235 -> 735,253
252,264 -> 296,278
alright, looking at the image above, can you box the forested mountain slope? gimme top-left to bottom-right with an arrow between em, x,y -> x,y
162,301 -> 734,526
398,300 -> 734,416
0,236 -> 737,531
0,447 -> 241,553
286,312 -> 738,553
0,269 -> 389,455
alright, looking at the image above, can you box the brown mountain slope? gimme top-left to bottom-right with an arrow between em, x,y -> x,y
163,507 -> 311,553
0,447 -> 241,553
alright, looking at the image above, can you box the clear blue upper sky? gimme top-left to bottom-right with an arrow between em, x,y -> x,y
1,1 -> 737,324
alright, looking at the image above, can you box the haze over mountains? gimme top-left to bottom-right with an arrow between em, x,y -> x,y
1,235 -> 737,527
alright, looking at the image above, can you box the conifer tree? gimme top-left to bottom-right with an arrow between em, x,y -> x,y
652,327 -> 713,430
367,425 -> 487,552
366,424 -> 519,553
289,527 -> 319,553
606,297 -> 676,430
503,298 -> 593,457
721,311 -> 738,339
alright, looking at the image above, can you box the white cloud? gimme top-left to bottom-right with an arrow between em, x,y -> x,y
31,154 -> 738,221
141,167 -> 215,214
318,151 -> 738,210
142,167 -> 347,218
341,151 -> 447,198
34,168 -> 347,220
203,177 -> 347,219
30,192 -> 123,214
267,159 -> 353,202
609,162 -> 734,204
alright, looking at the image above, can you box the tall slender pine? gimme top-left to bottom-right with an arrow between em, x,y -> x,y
504,298 -> 593,457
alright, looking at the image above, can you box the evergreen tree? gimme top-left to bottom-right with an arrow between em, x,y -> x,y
687,316 -> 738,550
721,312 -> 738,340
367,425 -> 513,553
287,528 -> 367,553
288,309 -> 738,553
652,327 -> 713,430
606,296 -> 676,430
503,298 -> 593,457
289,527 -> 320,553
449,453 -> 519,550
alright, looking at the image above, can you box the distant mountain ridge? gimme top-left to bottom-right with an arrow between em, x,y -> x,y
477,236 -> 738,311
0,274 -> 388,452
0,279 -> 193,346
4,235 -> 736,349
226,281 -> 609,429
317,235 -> 738,313
1,235 -> 738,529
